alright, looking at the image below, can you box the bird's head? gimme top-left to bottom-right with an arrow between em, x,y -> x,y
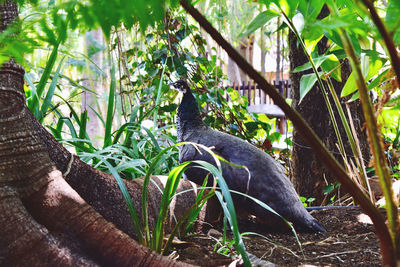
170,80 -> 190,94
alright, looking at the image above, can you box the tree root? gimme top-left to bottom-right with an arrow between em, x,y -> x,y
0,59 -> 192,266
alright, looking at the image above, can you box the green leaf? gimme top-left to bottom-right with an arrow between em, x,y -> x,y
385,0 -> 400,45
77,110 -> 89,152
323,184 -> 335,194
98,157 -> 144,244
152,162 -> 190,252
349,33 -> 361,57
29,38 -> 61,117
104,65 -> 116,148
298,0 -> 324,20
321,54 -> 341,82
244,121 -> 258,132
275,0 -> 298,18
304,34 -> 323,54
368,68 -> 390,90
324,29 -> 344,48
349,68 -> 391,102
341,71 -> 356,98
341,56 -> 384,97
292,55 -> 330,73
114,159 -> 147,173
299,73 -> 318,102
24,73 -> 37,109
238,10 -> 279,37
38,57 -> 65,122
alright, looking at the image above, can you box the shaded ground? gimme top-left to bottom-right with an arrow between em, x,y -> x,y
174,208 -> 382,266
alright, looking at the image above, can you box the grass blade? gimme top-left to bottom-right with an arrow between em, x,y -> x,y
96,156 -> 144,243
38,56 -> 65,123
192,160 -> 250,267
77,110 -> 89,153
24,73 -> 37,109
163,180 -> 215,254
151,162 -> 190,252
29,38 -> 61,116
104,65 -> 116,148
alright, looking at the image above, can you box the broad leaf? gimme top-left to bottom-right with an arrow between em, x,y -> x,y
299,73 -> 319,102
239,10 -> 279,37
298,0 -> 324,20
385,0 -> 400,45
321,54 -> 341,82
292,55 -> 330,73
341,56 -> 384,97
275,0 -> 299,18
349,68 -> 391,102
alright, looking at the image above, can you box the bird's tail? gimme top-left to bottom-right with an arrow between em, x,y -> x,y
299,214 -> 327,233
307,218 -> 327,232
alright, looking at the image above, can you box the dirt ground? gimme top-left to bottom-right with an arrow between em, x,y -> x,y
173,208 -> 382,266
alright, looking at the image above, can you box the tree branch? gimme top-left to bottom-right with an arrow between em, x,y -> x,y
179,0 -> 394,265
360,0 -> 400,87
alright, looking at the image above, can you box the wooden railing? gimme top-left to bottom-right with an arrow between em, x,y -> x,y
229,80 -> 291,134
231,80 -> 291,105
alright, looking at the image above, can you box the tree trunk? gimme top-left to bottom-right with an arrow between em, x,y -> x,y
289,8 -> 369,204
0,1 -> 198,265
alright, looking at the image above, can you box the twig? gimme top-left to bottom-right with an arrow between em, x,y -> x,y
317,250 -> 362,258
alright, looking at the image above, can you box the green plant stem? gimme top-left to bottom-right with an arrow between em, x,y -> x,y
163,185 -> 215,254
359,0 -> 400,87
326,77 -> 370,196
179,1 -> 394,265
340,29 -> 399,259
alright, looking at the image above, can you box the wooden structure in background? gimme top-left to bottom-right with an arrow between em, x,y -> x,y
231,80 -> 291,134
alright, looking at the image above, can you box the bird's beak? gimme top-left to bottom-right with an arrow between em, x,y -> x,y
169,82 -> 177,90
169,82 -> 184,93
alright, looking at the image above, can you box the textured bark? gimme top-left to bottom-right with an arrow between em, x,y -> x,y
289,8 -> 369,204
0,62 -> 190,267
30,110 -> 219,237
0,1 -> 194,266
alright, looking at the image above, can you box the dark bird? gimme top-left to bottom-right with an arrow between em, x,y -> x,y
171,80 -> 326,233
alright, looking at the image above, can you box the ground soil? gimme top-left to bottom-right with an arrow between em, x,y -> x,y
173,208 -> 382,266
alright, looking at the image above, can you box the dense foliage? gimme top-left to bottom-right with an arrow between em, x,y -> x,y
1,0 -> 399,265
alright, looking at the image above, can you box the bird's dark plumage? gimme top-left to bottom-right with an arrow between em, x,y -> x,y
171,80 -> 326,233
